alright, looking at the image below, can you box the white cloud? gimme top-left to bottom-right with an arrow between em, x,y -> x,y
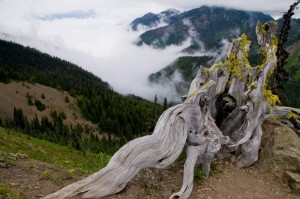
0,0 -> 299,102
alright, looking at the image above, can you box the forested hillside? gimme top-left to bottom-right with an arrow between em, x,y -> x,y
284,41 -> 300,107
0,39 -> 163,154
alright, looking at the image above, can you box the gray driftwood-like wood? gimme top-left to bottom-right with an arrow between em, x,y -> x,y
44,21 -> 300,199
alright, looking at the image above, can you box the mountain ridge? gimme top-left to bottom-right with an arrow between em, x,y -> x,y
136,6 -> 273,51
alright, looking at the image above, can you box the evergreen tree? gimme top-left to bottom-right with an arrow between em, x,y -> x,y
31,113 -> 40,135
24,117 -> 31,134
26,93 -> 34,106
163,97 -> 168,111
65,95 -> 69,103
13,107 -> 25,129
35,99 -> 46,111
154,94 -> 158,105
40,116 -> 52,132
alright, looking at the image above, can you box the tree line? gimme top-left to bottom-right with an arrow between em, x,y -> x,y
0,107 -> 125,154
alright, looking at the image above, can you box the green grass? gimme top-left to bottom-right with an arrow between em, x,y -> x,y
0,128 -> 111,175
210,162 -> 223,174
0,183 -> 27,199
194,168 -> 206,183
194,162 -> 223,183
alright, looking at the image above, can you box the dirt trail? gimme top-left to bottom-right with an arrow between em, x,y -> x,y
0,157 -> 297,199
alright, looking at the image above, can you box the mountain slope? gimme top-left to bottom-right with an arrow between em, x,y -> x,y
0,39 -> 110,93
148,56 -> 213,96
277,18 -> 300,47
0,81 -> 95,129
283,41 -> 300,107
137,6 -> 273,51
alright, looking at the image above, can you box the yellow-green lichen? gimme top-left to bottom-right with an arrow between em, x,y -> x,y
210,62 -> 225,70
227,34 -> 251,78
257,22 -> 274,37
200,80 -> 216,91
263,89 -> 280,107
248,82 -> 257,90
287,110 -> 299,120
187,80 -> 216,97
259,24 -> 268,36
259,34 -> 278,69
188,89 -> 200,97
260,35 -> 279,108
271,36 -> 278,53
240,34 -> 252,53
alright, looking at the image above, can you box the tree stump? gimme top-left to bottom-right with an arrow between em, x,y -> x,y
44,21 -> 300,199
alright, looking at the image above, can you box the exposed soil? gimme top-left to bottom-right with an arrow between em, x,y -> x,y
0,156 -> 297,199
0,158 -> 81,198
0,81 -> 97,130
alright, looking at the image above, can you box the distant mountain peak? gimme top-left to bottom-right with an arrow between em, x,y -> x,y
143,12 -> 157,18
160,9 -> 181,16
129,9 -> 180,31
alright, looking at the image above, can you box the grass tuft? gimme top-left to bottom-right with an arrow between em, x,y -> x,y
0,183 -> 27,199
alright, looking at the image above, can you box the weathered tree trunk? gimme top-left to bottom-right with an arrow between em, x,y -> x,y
44,21 -> 300,199
44,90 -> 217,199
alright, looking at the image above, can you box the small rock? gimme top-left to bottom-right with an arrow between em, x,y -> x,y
200,187 -> 212,191
273,127 -> 300,172
283,171 -> 300,194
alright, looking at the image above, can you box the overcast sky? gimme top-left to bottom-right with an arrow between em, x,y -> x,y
0,0 -> 299,101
